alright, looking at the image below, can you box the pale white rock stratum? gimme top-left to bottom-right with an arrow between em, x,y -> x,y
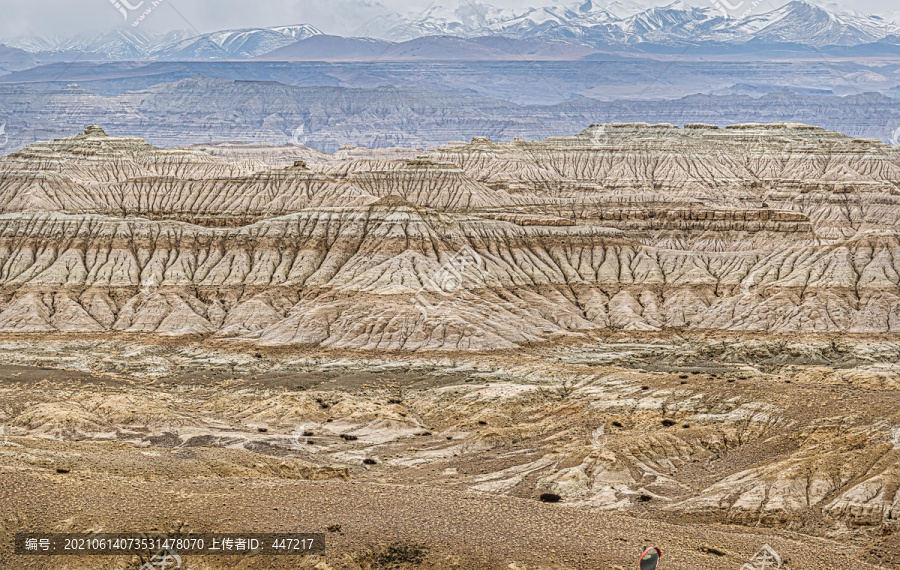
0,123 -> 898,349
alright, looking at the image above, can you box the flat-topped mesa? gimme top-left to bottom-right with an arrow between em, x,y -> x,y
725,122 -> 826,131
433,122 -> 900,233
4,125 -> 181,164
83,125 -> 107,136
403,157 -> 461,170
4,123 -> 897,228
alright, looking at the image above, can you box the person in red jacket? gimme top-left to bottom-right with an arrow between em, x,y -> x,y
640,546 -> 661,569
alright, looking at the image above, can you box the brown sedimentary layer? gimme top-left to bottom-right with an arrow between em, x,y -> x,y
0,123 -> 896,348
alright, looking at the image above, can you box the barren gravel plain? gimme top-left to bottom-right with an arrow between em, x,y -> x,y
2,124 -> 900,568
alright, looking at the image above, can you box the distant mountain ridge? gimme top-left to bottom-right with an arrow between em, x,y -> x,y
1,25 -> 322,61
256,35 -> 598,61
1,1 -> 899,62
0,74 -> 898,153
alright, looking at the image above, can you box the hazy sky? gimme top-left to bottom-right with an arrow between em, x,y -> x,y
0,0 -> 897,39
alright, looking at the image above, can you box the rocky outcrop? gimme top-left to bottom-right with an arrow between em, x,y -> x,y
0,123 -> 897,348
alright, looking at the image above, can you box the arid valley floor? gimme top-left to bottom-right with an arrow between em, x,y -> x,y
2,124 -> 900,568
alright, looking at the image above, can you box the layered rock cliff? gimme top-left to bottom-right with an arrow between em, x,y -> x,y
0,123 -> 898,348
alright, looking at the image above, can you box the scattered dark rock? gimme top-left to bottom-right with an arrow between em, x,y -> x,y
700,545 -> 727,556
147,432 -> 181,448
184,435 -> 241,447
539,493 -> 561,503
375,542 -> 426,566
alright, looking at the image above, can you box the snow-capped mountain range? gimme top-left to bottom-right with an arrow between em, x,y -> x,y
358,1 -> 900,48
2,1 -> 899,61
